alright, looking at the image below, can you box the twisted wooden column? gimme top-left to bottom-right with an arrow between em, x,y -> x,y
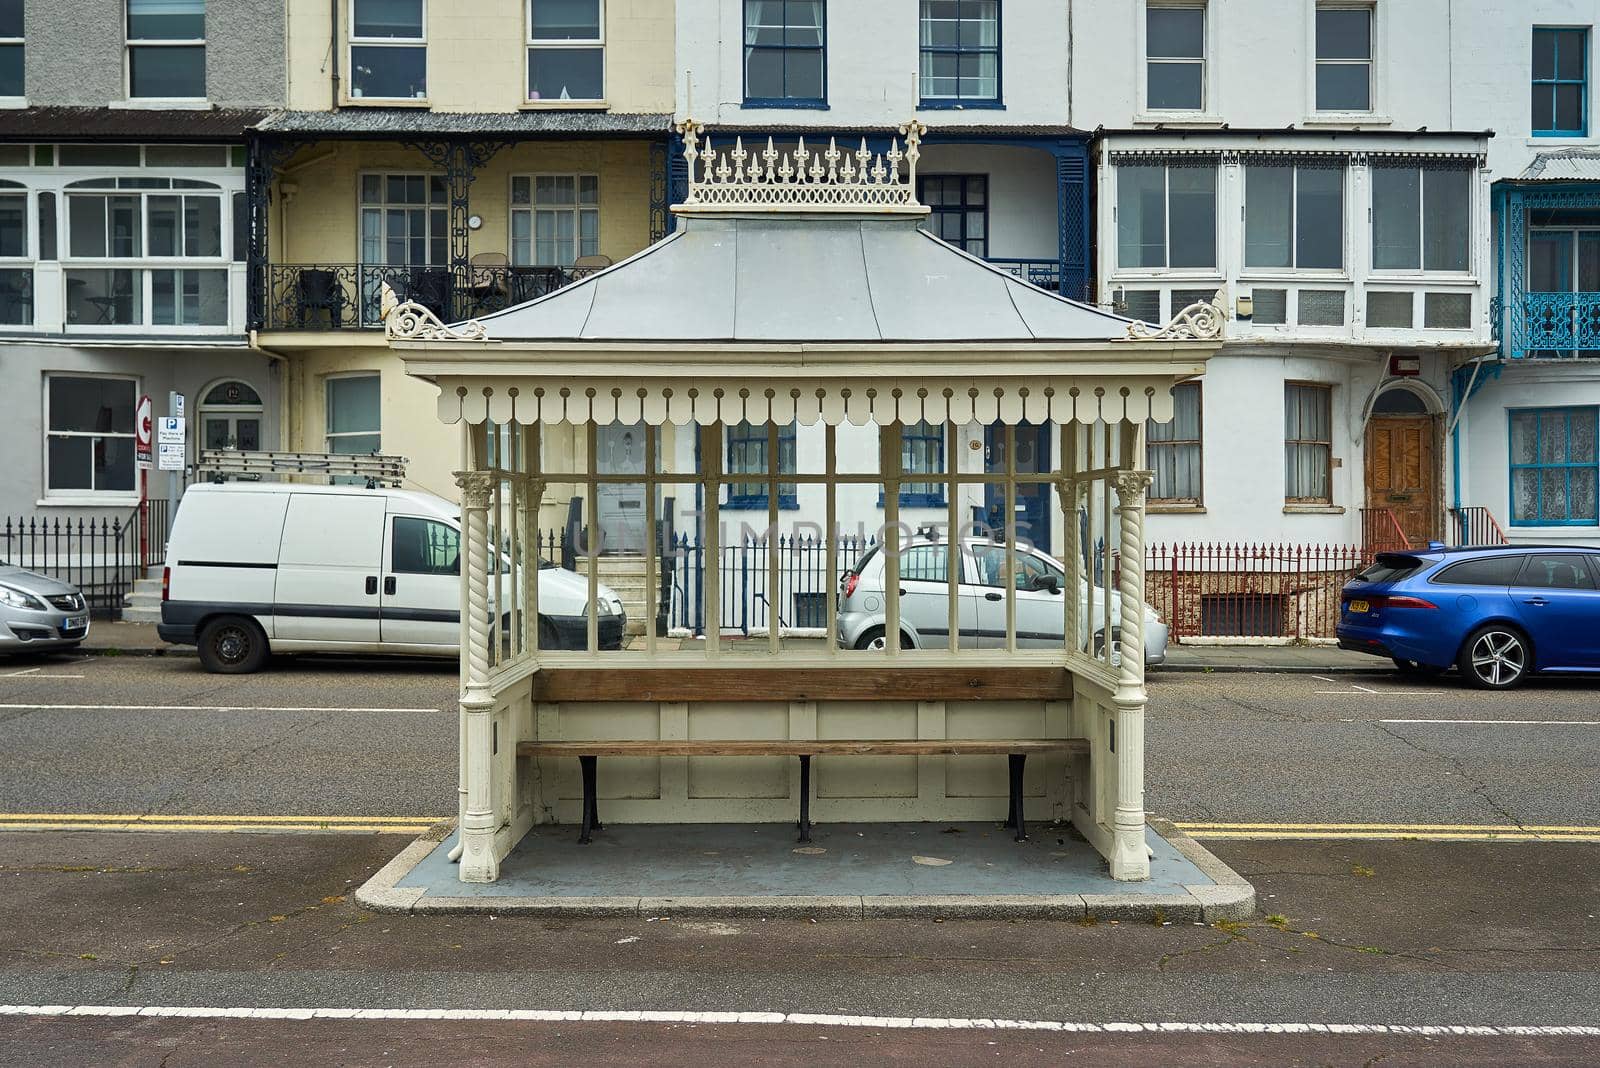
455,469 -> 499,883
1111,467 -> 1154,881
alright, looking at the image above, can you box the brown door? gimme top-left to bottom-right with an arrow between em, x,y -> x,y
1365,416 -> 1438,546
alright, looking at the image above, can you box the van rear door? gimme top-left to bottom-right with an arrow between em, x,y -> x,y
273,493 -> 387,642
381,513 -> 462,647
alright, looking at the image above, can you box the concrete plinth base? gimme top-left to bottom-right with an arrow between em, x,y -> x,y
357,817 -> 1253,922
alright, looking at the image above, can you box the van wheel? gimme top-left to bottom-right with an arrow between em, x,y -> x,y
198,615 -> 269,674
855,626 -> 912,651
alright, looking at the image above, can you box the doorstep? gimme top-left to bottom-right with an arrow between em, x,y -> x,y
356,817 -> 1253,922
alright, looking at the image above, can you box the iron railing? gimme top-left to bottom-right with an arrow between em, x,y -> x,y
1,502 -> 169,620
1358,507 -> 1410,559
263,263 -> 582,331
1449,506 -> 1509,546
1518,291 -> 1600,357
1146,542 -> 1365,641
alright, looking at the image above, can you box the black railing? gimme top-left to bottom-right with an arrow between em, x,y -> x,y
0,502 -> 170,620
264,263 -> 582,331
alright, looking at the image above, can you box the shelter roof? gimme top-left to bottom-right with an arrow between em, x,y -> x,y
254,110 -> 671,138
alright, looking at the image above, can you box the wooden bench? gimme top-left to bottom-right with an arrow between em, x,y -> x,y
517,738 -> 1088,845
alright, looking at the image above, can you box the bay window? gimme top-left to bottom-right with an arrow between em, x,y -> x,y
1371,162 -> 1471,272
1244,159 -> 1344,270
351,0 -> 426,100
127,0 -> 206,99
45,375 -> 137,496
1116,160 -> 1217,269
529,0 -> 604,102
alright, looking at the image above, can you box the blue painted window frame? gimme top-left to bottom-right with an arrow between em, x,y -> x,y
1532,27 -> 1589,137
878,420 -> 947,508
742,0 -> 827,109
917,173 -> 988,257
918,0 -> 1002,109
725,420 -> 799,510
1508,406 -> 1599,526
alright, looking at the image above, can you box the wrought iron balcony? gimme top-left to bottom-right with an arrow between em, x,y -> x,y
262,263 -> 578,331
985,258 -> 1092,303
1513,291 -> 1600,358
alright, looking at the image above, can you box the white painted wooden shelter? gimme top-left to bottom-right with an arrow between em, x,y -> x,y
384,121 -> 1221,884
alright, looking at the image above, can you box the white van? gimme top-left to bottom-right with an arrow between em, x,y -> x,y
158,482 -> 625,673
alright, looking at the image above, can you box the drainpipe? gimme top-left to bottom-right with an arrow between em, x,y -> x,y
330,0 -> 341,109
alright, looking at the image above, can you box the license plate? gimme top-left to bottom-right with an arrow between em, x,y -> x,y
1347,599 -> 1369,615
65,616 -> 87,630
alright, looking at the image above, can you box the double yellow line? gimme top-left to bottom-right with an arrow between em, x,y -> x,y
0,813 -> 443,835
1175,821 -> 1600,843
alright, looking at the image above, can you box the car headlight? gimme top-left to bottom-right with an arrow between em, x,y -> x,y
0,584 -> 45,611
596,597 -> 621,616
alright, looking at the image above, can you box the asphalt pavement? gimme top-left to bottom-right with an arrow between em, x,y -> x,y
0,648 -> 1596,1065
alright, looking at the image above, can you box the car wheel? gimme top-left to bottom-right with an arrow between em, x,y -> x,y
197,615 -> 269,675
1392,657 -> 1446,677
1456,625 -> 1531,690
854,625 -> 912,651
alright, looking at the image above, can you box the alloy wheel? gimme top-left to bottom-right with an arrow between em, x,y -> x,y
1469,630 -> 1526,687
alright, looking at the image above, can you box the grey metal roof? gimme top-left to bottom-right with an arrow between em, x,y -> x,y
1517,149 -> 1600,181
254,110 -> 672,138
476,214 -> 1132,343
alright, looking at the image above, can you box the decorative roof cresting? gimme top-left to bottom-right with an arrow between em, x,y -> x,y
382,281 -> 490,342
673,118 -> 929,214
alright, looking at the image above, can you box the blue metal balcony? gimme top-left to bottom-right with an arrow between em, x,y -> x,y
1520,291 -> 1600,357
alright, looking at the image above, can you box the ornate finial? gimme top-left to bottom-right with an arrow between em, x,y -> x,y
1125,290 -> 1226,341
384,281 -> 490,342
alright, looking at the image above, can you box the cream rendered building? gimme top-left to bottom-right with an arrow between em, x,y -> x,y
251,0 -> 675,509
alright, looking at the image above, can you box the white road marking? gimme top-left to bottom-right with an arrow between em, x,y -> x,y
1376,718 -> 1600,726
1350,684 -> 1379,694
0,673 -> 85,679
0,703 -> 440,713
0,1005 -> 1594,1037
1310,675 -> 1337,683
1314,690 -> 1443,696
2,668 -> 40,676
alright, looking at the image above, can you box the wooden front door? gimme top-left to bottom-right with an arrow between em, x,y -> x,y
1365,416 -> 1438,546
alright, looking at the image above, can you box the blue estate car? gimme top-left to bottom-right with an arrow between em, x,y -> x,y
1337,545 -> 1600,689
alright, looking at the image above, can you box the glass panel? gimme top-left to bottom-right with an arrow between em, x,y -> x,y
1371,166 -> 1420,269
1316,8 -> 1370,59
0,195 -> 23,257
961,2 -> 998,47
1316,62 -> 1370,111
1366,290 -> 1412,327
127,0 -> 205,39
1117,288 -> 1161,321
58,145 -> 142,167
1296,165 -> 1344,269
1555,83 -> 1584,132
36,192 -> 54,260
1244,163 -> 1292,268
0,44 -> 21,97
184,196 -> 222,256
203,380 -> 262,405
1297,289 -> 1345,326
1511,468 -> 1539,521
528,46 -> 604,100
1117,166 -> 1165,268
1572,408 -> 1598,463
1532,28 -> 1557,81
1147,6 -> 1203,58
1556,29 -> 1586,79
68,196 -> 106,258
1574,468 -> 1598,520
128,46 -> 207,98
1537,411 -> 1564,462
98,438 -> 135,491
50,376 -> 135,433
579,175 -> 599,204
958,51 -> 997,100
1533,85 -> 1555,132
1147,62 -> 1202,110
1422,167 -> 1470,272
350,44 -> 427,98
327,374 -> 381,435
1423,291 -> 1471,328
0,266 -> 29,324
151,268 -> 227,325
920,1 -> 959,48
1167,165 -> 1216,268
0,0 -> 20,38
204,418 -> 231,450
236,419 -> 261,451
1529,230 -> 1572,291
920,50 -> 958,99
1540,469 -> 1567,520
786,48 -> 824,99
354,0 -> 423,38
744,47 -> 785,98
788,0 -> 824,45
1252,288 -> 1287,324
148,196 -> 180,256
47,437 -> 92,490
393,517 -> 461,574
530,0 -> 601,40
1509,410 -> 1539,465
64,269 -> 142,325
511,211 -> 532,264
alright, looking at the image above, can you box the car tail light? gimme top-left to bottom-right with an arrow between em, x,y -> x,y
1382,595 -> 1437,610
162,566 -> 170,602
842,572 -> 860,599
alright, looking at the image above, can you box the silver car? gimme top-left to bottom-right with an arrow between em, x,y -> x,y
836,537 -> 1168,664
0,566 -> 91,654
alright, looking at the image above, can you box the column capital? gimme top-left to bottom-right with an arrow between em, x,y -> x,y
1114,468 -> 1154,502
454,469 -> 496,511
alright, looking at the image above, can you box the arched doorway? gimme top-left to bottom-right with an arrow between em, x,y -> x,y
1364,384 -> 1442,547
198,380 -> 263,451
